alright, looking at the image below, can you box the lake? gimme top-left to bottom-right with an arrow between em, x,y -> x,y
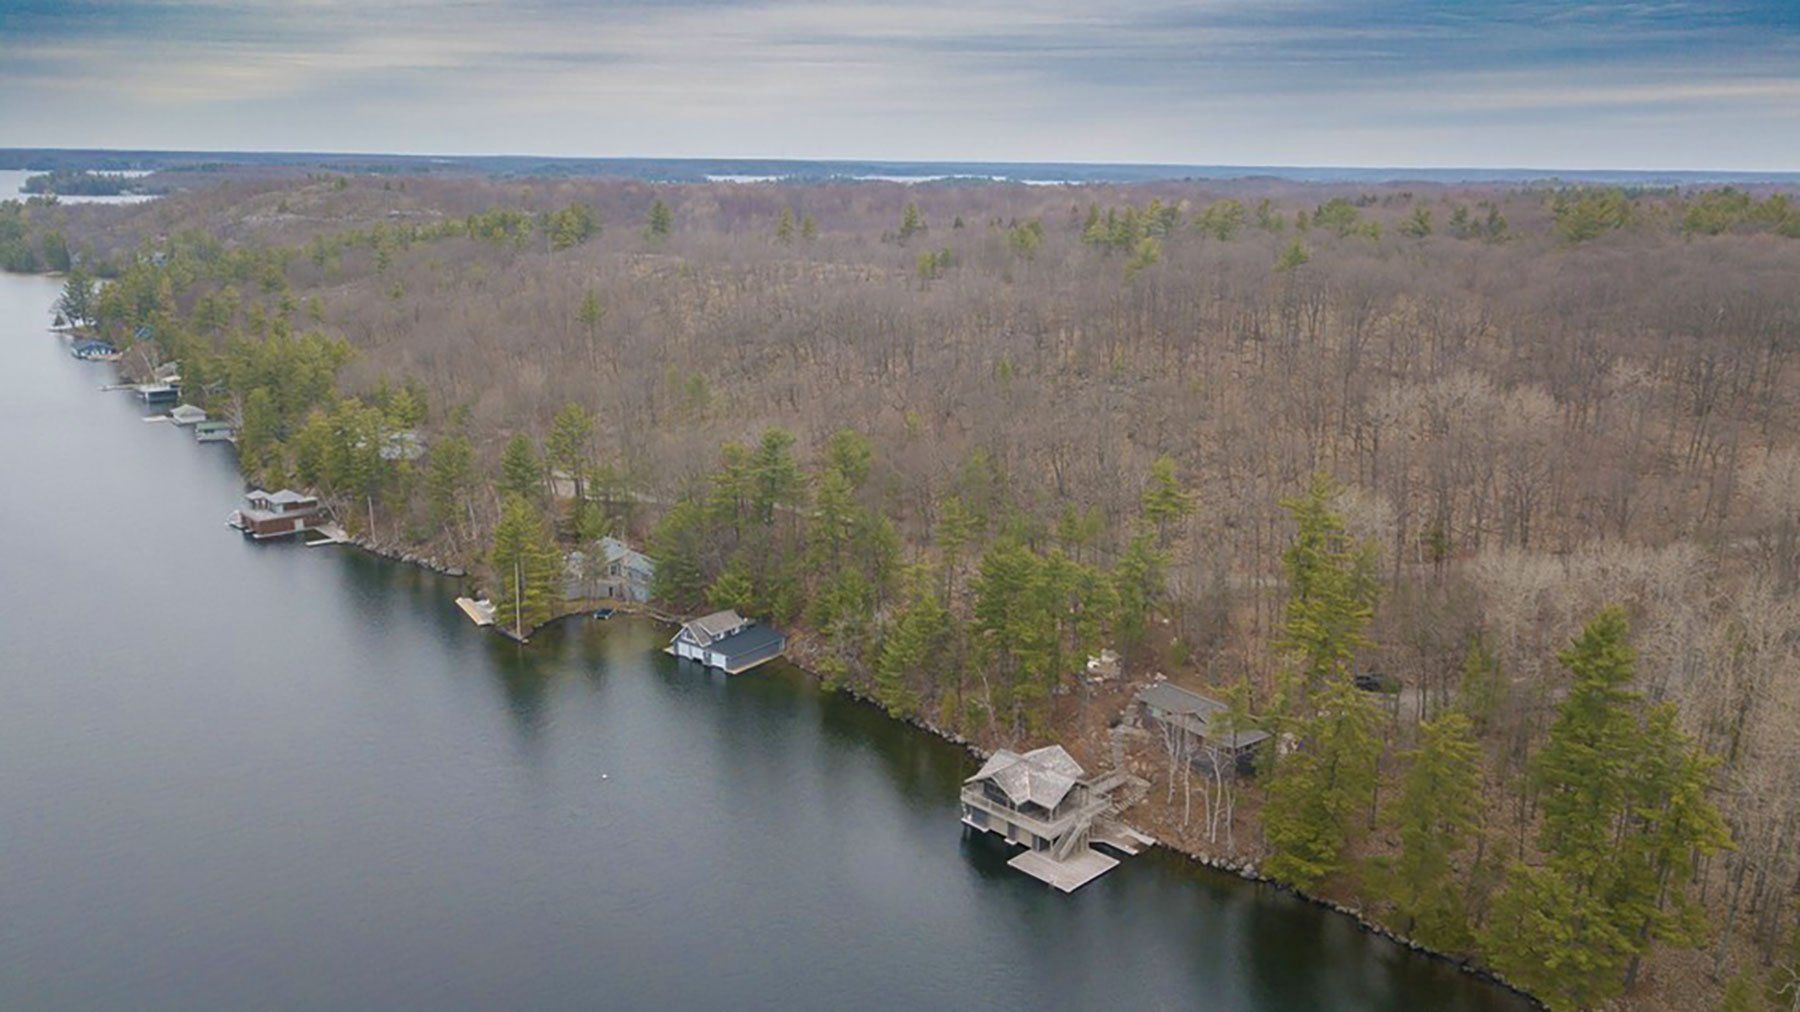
0,270 -> 1526,1010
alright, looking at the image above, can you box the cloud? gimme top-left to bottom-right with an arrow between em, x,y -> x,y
1,0 -> 1796,168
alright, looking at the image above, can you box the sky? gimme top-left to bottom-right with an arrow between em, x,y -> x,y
1,0 -> 1797,170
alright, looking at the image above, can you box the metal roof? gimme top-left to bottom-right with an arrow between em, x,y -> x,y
1136,683 -> 1270,749
708,623 -> 785,659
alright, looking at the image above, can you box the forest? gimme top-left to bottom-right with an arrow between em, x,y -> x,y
12,170 -> 1800,1010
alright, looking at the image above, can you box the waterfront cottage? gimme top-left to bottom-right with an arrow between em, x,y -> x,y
668,609 -> 786,673
229,488 -> 324,539
1133,682 -> 1269,776
598,536 -> 656,603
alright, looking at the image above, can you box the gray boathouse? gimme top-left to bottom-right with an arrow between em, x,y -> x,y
668,609 -> 786,673
960,745 -> 1152,892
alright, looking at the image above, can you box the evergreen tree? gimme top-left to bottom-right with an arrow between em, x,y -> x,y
1457,632 -> 1504,730
1262,676 -> 1383,889
1275,238 -> 1311,273
1385,711 -> 1482,949
823,428 -> 873,489
874,569 -> 947,717
1113,531 -> 1167,643
1262,474 -> 1383,890
499,433 -> 543,503
644,198 -> 673,240
708,561 -> 756,615
56,266 -> 96,327
800,213 -> 818,241
1485,608 -> 1732,1009
1278,474 -> 1377,702
750,427 -> 804,525
426,433 -> 474,534
489,495 -> 559,635
649,499 -> 709,607
898,202 -> 924,242
1140,454 -> 1194,544
775,207 -> 795,244
545,401 -> 595,502
578,289 -> 604,335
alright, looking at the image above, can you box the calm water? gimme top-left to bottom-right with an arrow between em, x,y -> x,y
0,271 -> 1526,1010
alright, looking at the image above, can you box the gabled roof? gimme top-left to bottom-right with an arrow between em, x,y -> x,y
683,609 -> 746,644
599,536 -> 656,573
966,745 -> 1086,810
267,489 -> 315,505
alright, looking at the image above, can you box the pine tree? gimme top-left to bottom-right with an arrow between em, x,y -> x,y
545,401 -> 595,503
1112,531 -> 1168,643
898,202 -> 924,242
1140,454 -> 1194,544
708,561 -> 756,615
499,433 -> 543,503
427,433 -> 474,535
1278,474 -> 1377,702
644,198 -> 672,240
1262,676 -> 1383,889
649,499 -> 709,607
800,213 -> 818,241
750,427 -> 804,525
874,570 -> 947,717
775,207 -> 795,244
1386,711 -> 1482,949
578,289 -> 604,335
1485,608 -> 1731,1009
489,495 -> 559,635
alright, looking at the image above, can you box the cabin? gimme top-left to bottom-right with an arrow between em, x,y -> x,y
136,383 -> 179,405
1133,682 -> 1270,777
598,536 -> 656,603
960,745 -> 1153,891
168,404 -> 206,426
668,609 -> 786,673
194,420 -> 236,443
228,488 -> 324,539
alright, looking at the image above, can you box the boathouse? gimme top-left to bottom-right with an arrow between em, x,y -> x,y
599,536 -> 656,603
668,609 -> 786,673
70,339 -> 119,361
194,419 -> 236,443
960,745 -> 1153,892
168,404 -> 206,426
136,383 -> 179,405
229,489 -> 324,539
1133,682 -> 1270,776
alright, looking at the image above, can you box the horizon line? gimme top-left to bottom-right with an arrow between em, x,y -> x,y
3,145 -> 1797,181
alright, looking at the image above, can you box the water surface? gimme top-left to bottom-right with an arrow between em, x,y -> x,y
0,271 -> 1525,1010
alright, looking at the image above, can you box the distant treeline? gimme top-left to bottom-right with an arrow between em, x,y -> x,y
22,170 -> 159,197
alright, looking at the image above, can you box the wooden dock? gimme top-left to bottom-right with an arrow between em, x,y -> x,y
455,597 -> 496,627
1007,848 -> 1119,893
304,524 -> 349,547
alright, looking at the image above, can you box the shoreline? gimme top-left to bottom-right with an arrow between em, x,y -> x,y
423,553 -> 1541,1007
41,268 -> 1540,1009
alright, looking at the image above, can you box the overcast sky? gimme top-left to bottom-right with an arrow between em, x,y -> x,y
2,0 -> 1797,170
